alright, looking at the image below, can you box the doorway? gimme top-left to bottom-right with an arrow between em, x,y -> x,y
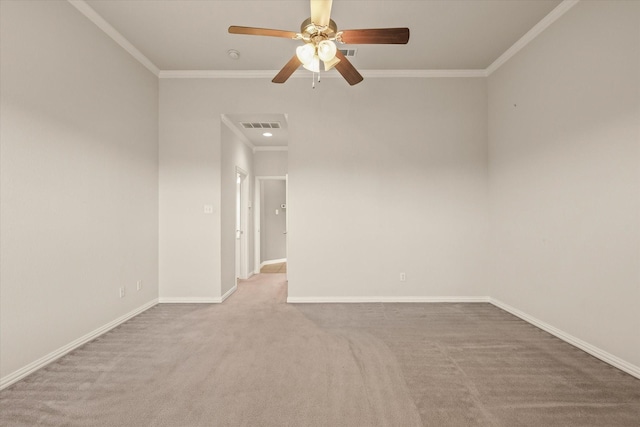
235,167 -> 249,284
254,176 -> 287,275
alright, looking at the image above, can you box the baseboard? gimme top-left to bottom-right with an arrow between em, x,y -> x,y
159,297 -> 220,303
0,298 -> 159,391
221,284 -> 237,302
159,287 -> 238,304
489,298 -> 640,380
287,296 -> 490,303
260,258 -> 286,268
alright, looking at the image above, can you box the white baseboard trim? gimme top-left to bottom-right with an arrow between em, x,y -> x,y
159,287 -> 238,304
159,297 -> 219,303
260,258 -> 286,268
221,284 -> 237,302
287,296 -> 490,303
0,298 -> 159,391
490,298 -> 640,380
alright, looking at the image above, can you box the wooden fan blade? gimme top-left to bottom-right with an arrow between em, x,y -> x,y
228,26 -> 297,39
272,55 -> 302,84
310,0 -> 333,27
334,50 -> 363,86
340,28 -> 410,44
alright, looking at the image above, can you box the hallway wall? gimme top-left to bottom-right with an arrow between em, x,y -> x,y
261,180 -> 287,263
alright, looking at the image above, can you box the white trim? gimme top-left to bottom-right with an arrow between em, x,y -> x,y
486,0 -> 580,75
221,114 -> 255,151
261,258 -> 287,267
287,296 -> 489,303
362,69 -> 487,78
160,70 -> 283,79
158,287 -> 237,304
235,166 -> 250,281
254,177 -> 261,274
0,298 -> 158,390
254,146 -> 289,152
159,69 -> 487,79
255,176 -> 287,180
490,298 -> 640,380
67,0 -> 160,76
221,284 -> 238,302
159,297 -> 220,303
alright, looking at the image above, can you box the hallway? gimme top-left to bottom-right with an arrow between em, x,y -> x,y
259,262 -> 287,274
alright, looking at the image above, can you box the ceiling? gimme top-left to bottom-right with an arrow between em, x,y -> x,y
224,113 -> 289,148
80,0 -> 563,147
85,0 -> 562,71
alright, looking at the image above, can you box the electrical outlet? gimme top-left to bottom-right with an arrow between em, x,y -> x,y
119,287 -> 126,298
136,280 -> 142,291
399,272 -> 406,282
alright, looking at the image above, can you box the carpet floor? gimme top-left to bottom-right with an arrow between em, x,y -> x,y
1,274 -> 639,426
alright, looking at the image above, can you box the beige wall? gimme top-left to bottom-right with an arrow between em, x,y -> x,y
158,79 -> 222,300
488,0 -> 640,368
159,77 -> 489,301
254,151 -> 288,177
261,180 -> 287,263
221,123 -> 254,296
1,1 -> 159,379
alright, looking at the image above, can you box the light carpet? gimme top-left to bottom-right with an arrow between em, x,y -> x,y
1,273 -> 639,426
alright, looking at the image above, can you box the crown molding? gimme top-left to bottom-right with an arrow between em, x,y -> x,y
159,70 -> 285,79
67,0 -> 160,76
362,69 -> 487,78
159,69 -> 486,79
71,0 -> 578,81
486,0 -> 580,75
220,114 -> 256,151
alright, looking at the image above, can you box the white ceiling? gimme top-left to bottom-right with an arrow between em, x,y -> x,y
224,113 -> 289,148
79,0 -> 564,147
85,0 -> 562,71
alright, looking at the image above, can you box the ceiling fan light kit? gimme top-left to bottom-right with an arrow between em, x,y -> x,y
228,0 -> 409,86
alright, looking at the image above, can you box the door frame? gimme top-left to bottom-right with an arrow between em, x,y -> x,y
236,167 -> 249,282
254,175 -> 287,274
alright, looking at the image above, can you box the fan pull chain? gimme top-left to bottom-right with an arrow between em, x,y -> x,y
311,71 -> 321,89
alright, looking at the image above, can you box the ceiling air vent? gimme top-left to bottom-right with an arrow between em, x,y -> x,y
240,122 -> 281,129
339,49 -> 357,57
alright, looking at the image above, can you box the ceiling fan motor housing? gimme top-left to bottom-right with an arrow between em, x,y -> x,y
300,18 -> 339,42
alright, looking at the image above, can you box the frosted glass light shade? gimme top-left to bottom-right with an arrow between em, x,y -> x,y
296,43 -> 315,65
317,40 -> 337,61
302,56 -> 320,73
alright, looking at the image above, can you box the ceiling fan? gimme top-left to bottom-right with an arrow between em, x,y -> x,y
228,0 -> 410,86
